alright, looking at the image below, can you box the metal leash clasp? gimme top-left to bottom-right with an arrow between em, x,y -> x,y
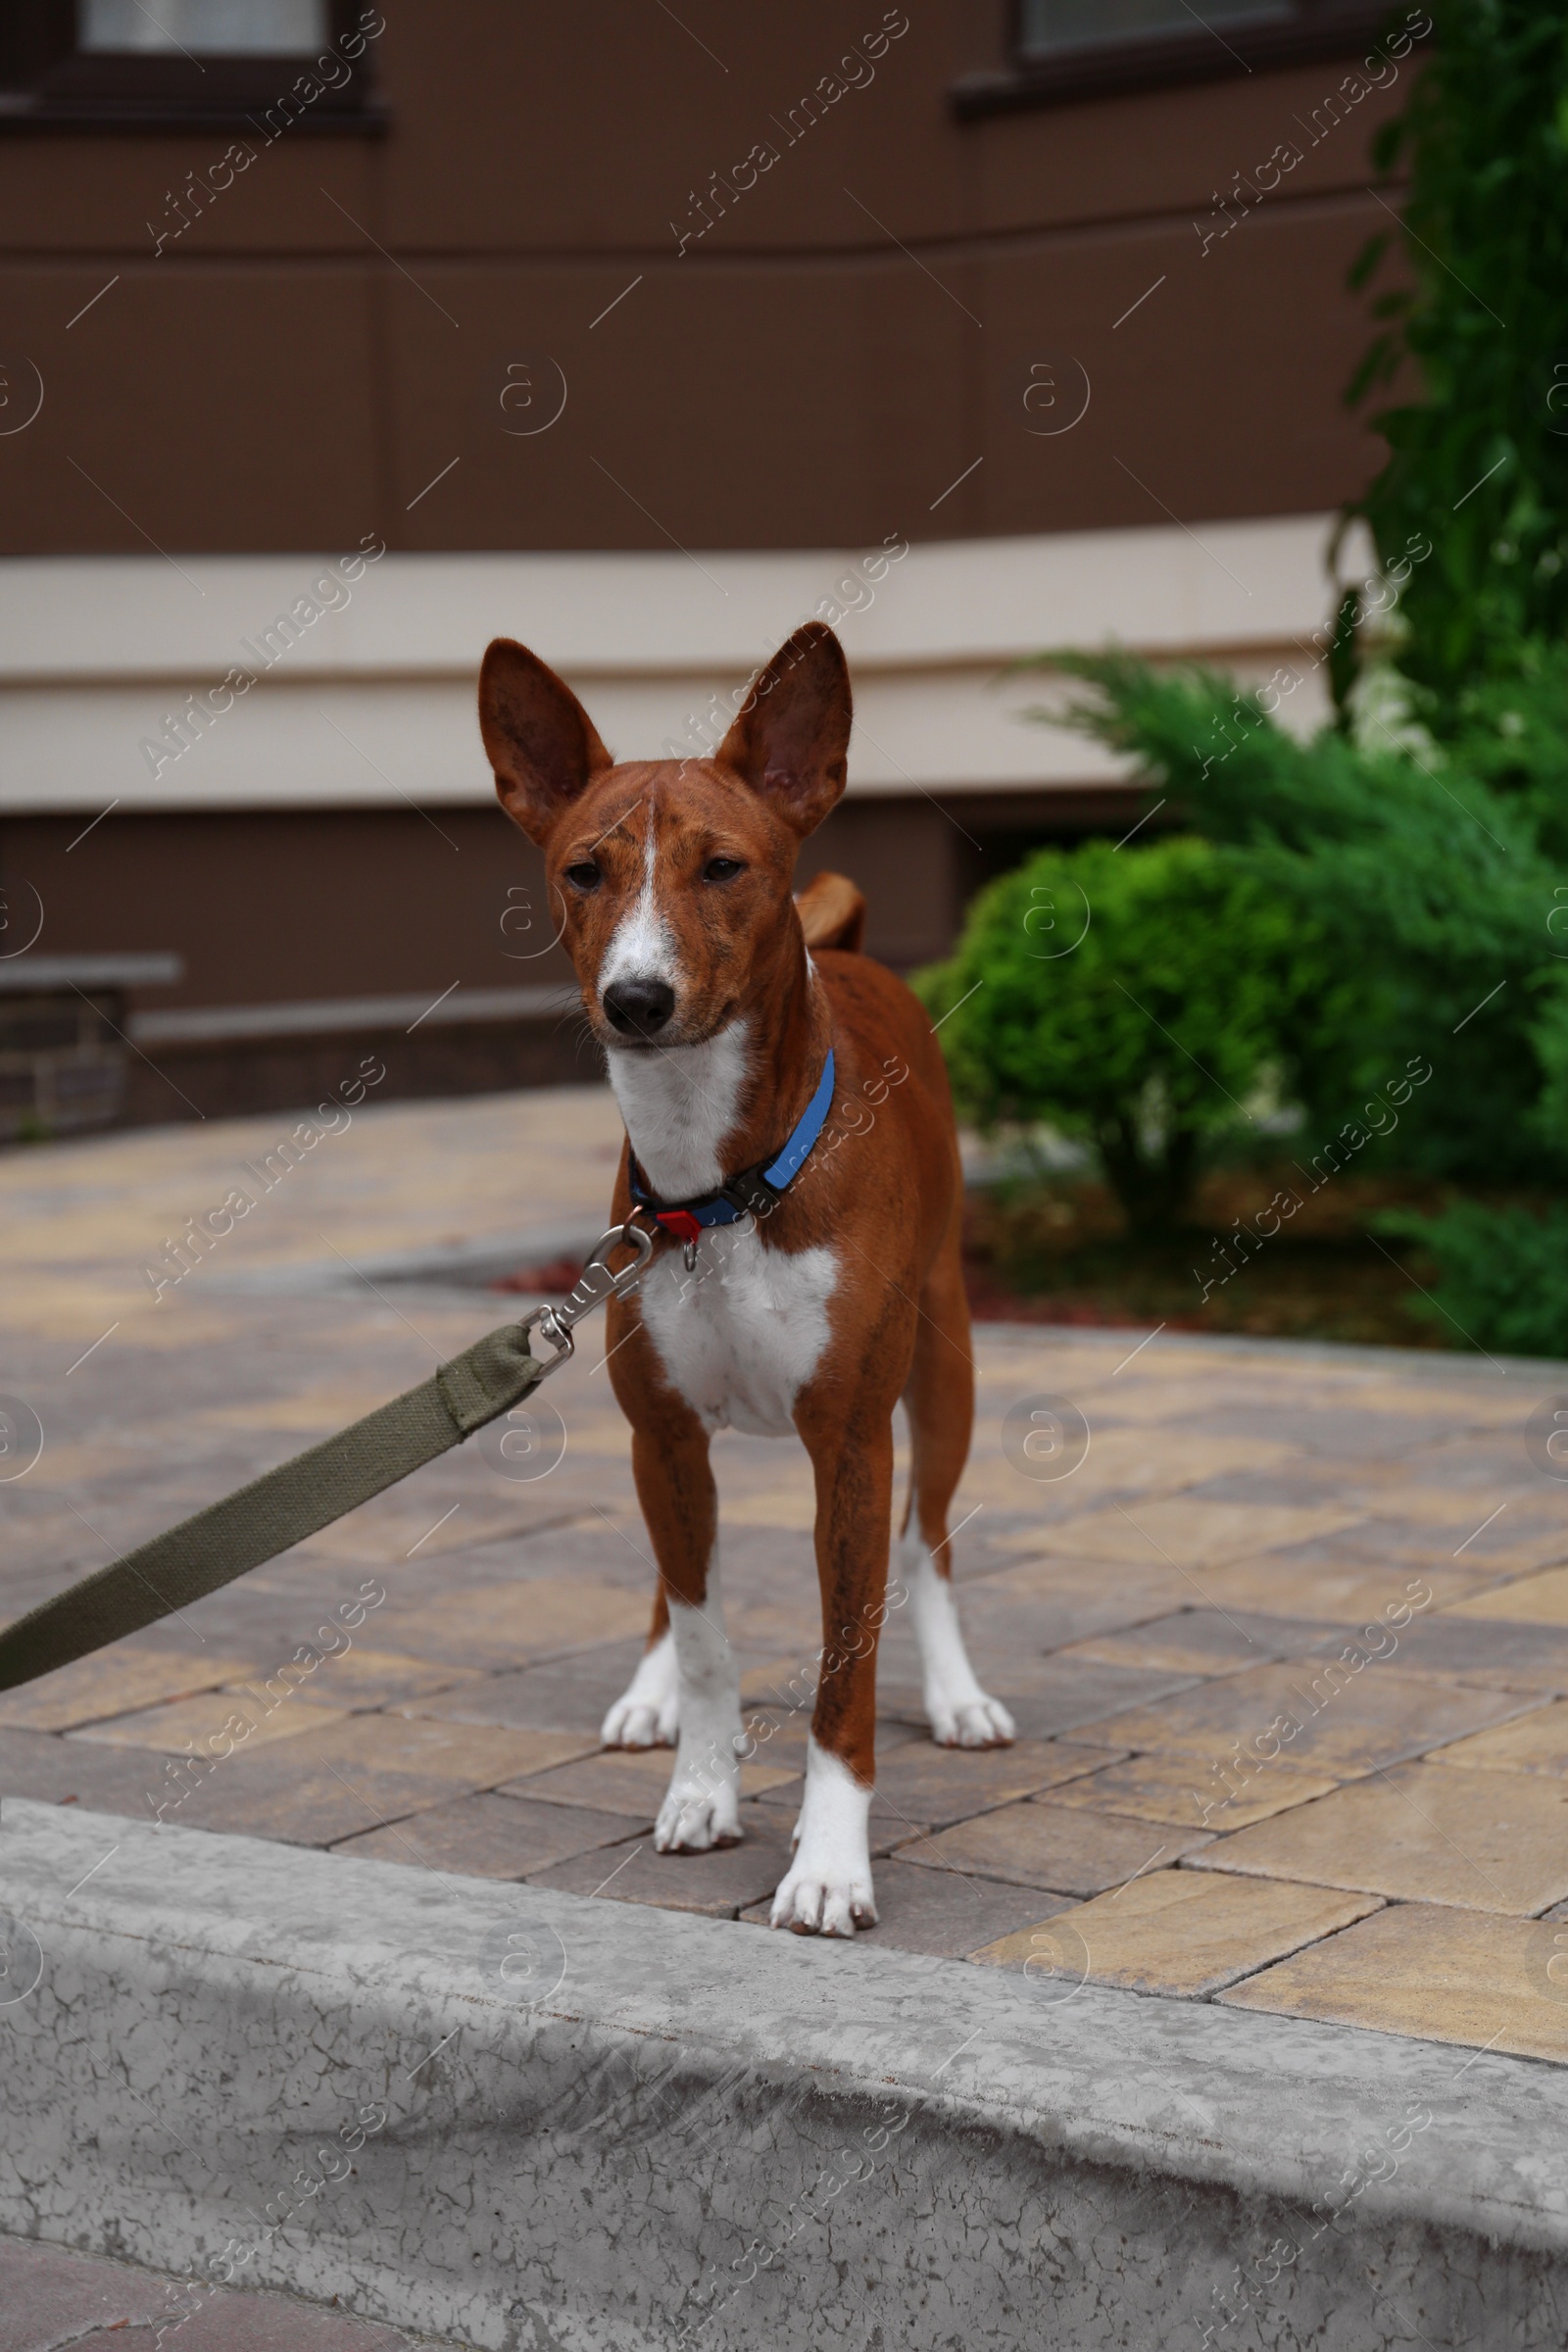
517,1220 -> 654,1380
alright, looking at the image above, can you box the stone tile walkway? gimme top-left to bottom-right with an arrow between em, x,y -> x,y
4,1090 -> 1568,2066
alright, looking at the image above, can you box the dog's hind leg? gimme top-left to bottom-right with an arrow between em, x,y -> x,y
600,1583 -> 678,1748
900,1219 -> 1015,1748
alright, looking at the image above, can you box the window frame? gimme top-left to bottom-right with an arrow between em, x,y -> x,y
951,0 -> 1403,119
0,0 -> 386,133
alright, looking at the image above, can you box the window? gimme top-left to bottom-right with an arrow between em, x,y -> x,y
1018,1 -> 1290,57
78,1 -> 329,54
953,0 -> 1397,117
0,0 -> 381,130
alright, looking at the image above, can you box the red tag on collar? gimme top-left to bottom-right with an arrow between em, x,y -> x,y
658,1208 -> 704,1246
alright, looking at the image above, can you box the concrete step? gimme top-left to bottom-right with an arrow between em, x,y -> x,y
3,1798 -> 1566,2351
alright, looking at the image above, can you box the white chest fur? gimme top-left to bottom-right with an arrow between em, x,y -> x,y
607,1023 -> 752,1201
608,1014 -> 836,1434
638,1225 -> 837,1437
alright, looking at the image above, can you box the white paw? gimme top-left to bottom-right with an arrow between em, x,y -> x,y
770,1859 -> 877,1937
906,1542 -> 1014,1751
654,1781 -> 741,1852
928,1693 -> 1016,1749
601,1696 -> 676,1749
601,1630 -> 679,1749
769,1737 -> 876,1935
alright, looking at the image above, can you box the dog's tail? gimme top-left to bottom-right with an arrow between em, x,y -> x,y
795,870 -> 866,954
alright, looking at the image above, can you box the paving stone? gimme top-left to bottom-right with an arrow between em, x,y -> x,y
1048,1751 -> 1340,1832
0,1726 -> 173,1820
497,1746 -> 799,1815
70,1689 -> 346,1755
528,1807 -> 797,1917
970,1869 -> 1382,1998
1349,1494 -> 1568,1570
858,1737 -> 1122,1828
893,1798 -> 1210,1895
1219,1900 -> 1568,2063
1052,1608 -> 1347,1679
957,1427 -> 1301,1519
402,1640 -> 678,1736
368,1578 -> 649,1665
936,1555 -> 1190,1649
282,1647 -> 485,1710
1181,1403 -> 1480,1459
1227,1513 -> 1498,1564
1177,1465 -> 1379,1510
123,1588 -> 404,1668
1427,1700 -> 1568,1779
723,1601 -> 840,1657
1086,1663 -> 1527,1778
298,1715 -> 601,1786
880,1657 -> 1199,1745
165,1718 -> 601,1845
1193,1555 -> 1484,1622
738,1860 -> 1071,1957
1447,1564 -> 1568,1624
1372,1614 -> 1568,1691
1192,1762 -> 1568,1915
1037,1499 -> 1362,1570
1363,1514 -> 1568,1571
331,1790 -> 649,1879
734,1713 -> 815,1773
0,1648 -> 255,1734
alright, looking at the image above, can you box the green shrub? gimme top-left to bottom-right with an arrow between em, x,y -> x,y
914,835 -> 1315,1234
1040,651 -> 1568,1180
1378,1200 -> 1568,1358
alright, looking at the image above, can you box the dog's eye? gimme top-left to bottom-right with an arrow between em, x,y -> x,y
704,858 -> 744,883
564,862 -> 601,892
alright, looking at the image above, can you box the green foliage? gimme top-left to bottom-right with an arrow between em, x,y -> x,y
1450,639 -> 1568,862
1378,1200 -> 1568,1357
1042,651 -> 1568,1180
913,835 -> 1316,1233
1349,3 -> 1568,718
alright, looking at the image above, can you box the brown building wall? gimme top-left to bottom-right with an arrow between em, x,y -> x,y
0,3 -> 1417,1122
2,783 -> 1137,1018
0,3 -> 1412,558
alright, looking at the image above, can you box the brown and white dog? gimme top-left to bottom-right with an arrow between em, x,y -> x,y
478,620 -> 1013,1936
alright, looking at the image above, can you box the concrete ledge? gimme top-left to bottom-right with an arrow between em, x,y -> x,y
0,953 -> 183,994
129,984 -> 576,1047
2,1801 -> 1566,2350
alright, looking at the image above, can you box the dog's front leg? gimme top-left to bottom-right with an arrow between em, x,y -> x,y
770,1406 -> 893,1936
627,1420 -> 744,1853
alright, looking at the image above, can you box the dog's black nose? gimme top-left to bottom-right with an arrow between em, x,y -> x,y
603,978 -> 675,1038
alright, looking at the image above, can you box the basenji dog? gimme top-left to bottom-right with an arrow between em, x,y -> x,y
478,621 -> 1013,1936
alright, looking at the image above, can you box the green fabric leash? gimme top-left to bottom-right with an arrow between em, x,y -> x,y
0,1224 -> 656,1697
0,1322 -> 548,1696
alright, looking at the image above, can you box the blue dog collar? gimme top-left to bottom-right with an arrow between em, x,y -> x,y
628,1048 -> 835,1241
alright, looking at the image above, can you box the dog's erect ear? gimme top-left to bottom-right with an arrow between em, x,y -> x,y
478,638 -> 613,846
715,622 -> 852,838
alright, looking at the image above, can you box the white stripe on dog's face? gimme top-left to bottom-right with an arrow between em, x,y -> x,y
599,795 -> 677,1004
